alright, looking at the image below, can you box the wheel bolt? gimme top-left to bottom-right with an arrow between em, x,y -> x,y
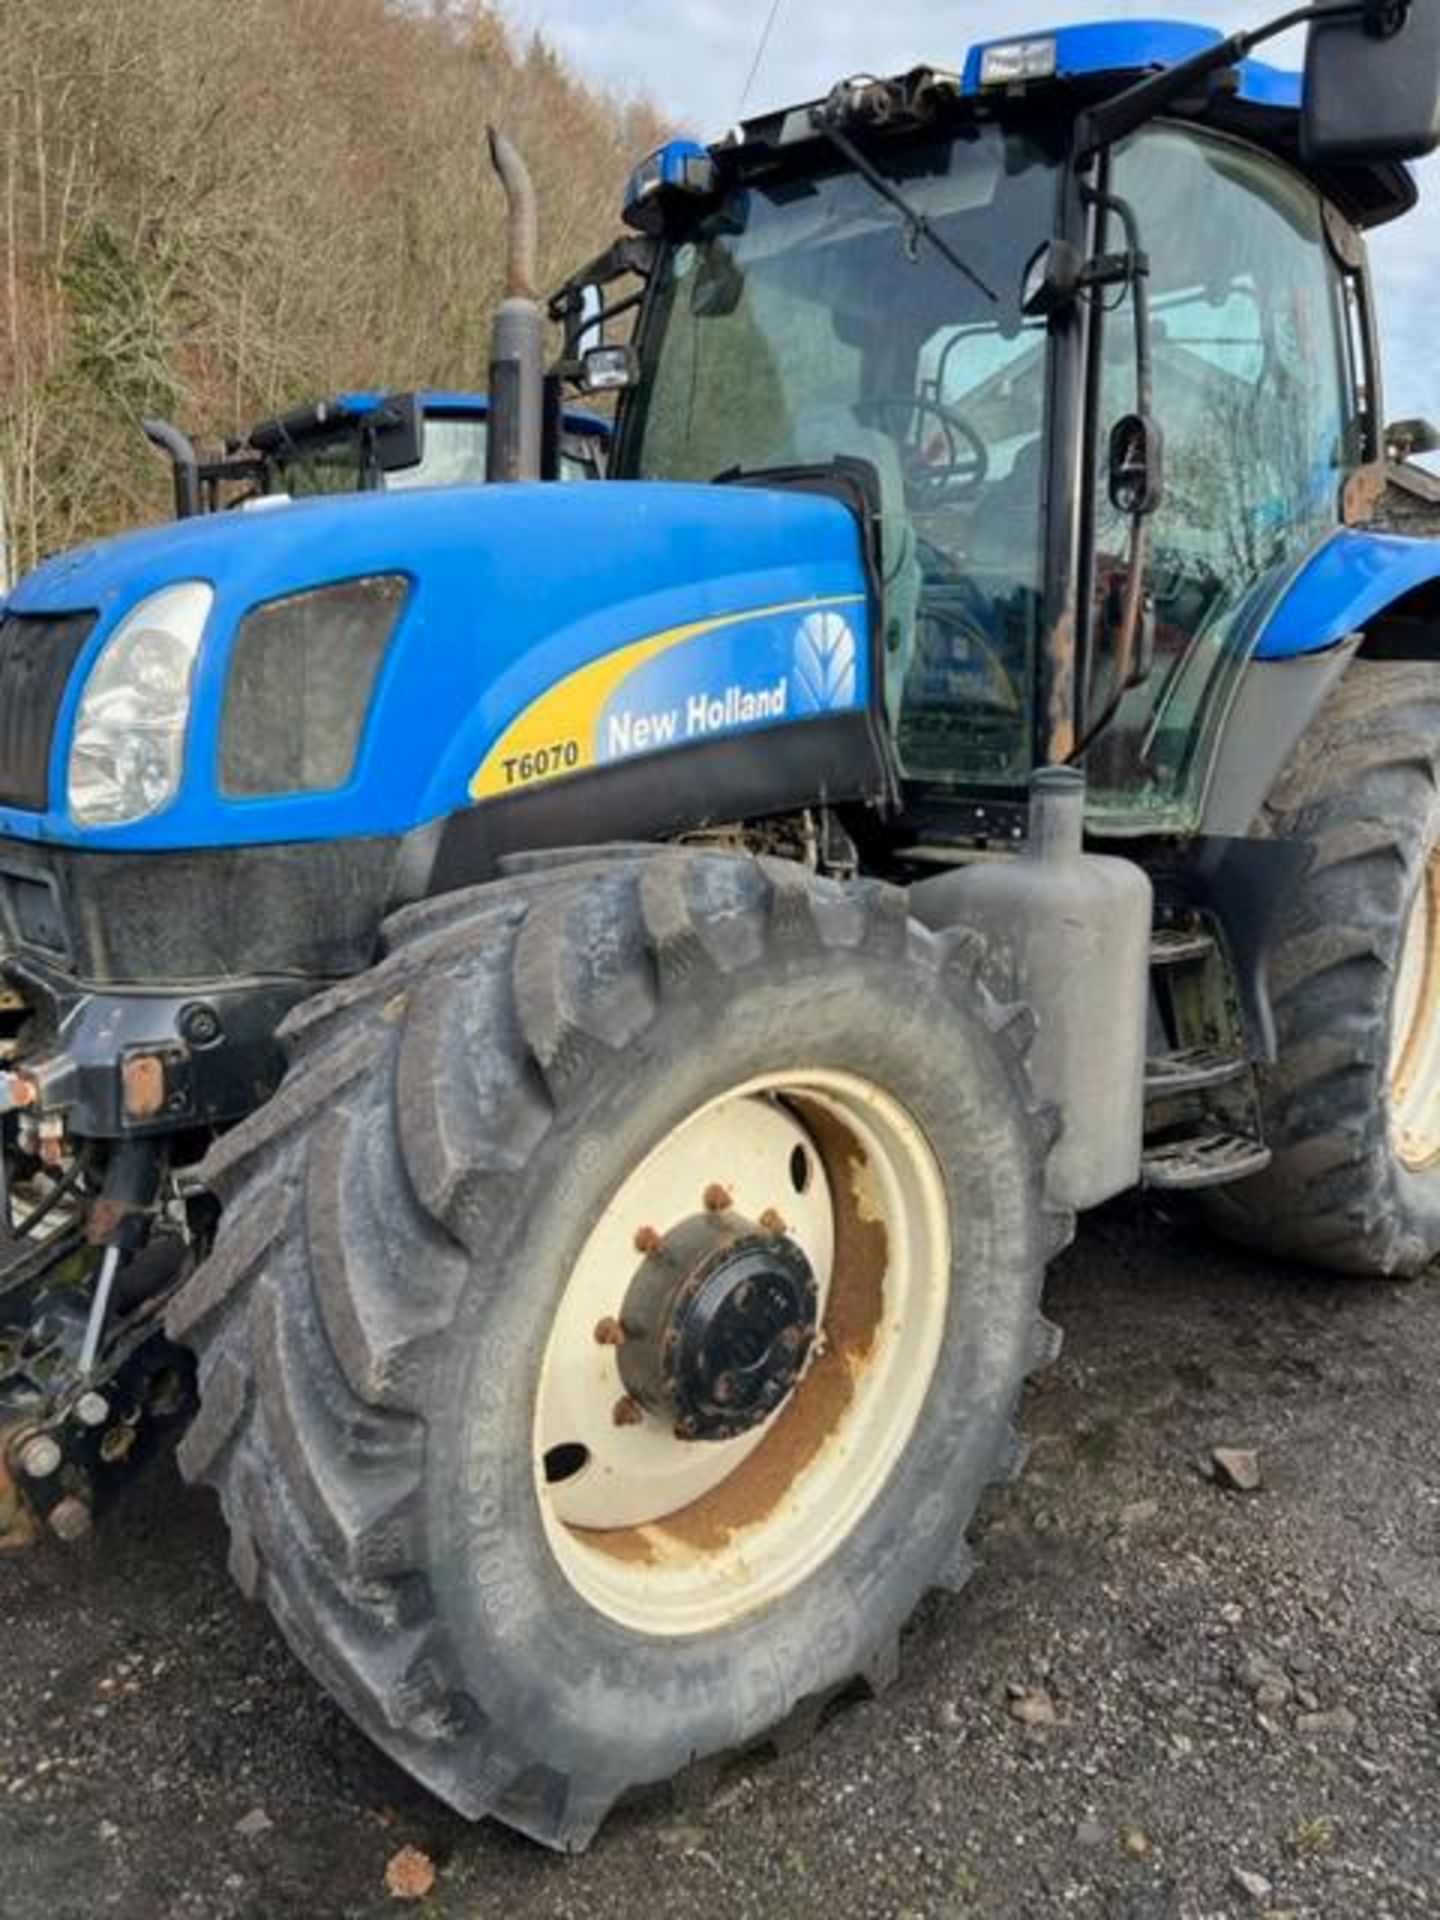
49,1497 -> 92,1542
759,1209 -> 788,1236
594,1317 -> 626,1348
634,1226 -> 663,1255
19,1435 -> 61,1480
703,1184 -> 732,1213
75,1392 -> 110,1430
612,1396 -> 644,1428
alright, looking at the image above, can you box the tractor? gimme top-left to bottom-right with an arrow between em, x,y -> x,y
1,2 -> 1439,1853
141,387 -> 610,519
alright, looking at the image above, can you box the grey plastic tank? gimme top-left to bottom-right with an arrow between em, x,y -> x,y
910,768 -> 1152,1212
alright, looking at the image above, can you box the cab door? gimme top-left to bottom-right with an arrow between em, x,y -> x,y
1083,124 -> 1362,830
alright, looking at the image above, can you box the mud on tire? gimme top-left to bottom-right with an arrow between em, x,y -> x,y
168,852 -> 1068,1849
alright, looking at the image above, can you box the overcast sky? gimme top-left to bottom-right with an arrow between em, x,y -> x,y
505,0 -> 1438,426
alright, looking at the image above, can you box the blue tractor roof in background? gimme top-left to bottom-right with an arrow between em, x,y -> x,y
328,389 -> 610,437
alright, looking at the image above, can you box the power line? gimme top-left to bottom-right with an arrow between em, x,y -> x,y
737,0 -> 786,117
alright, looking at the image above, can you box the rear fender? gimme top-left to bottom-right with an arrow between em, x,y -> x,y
1202,526 -> 1440,836
1253,527 -> 1440,662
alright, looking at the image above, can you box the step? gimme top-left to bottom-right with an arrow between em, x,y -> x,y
1150,927 -> 1216,968
1143,1132 -> 1272,1193
1145,1046 -> 1251,1098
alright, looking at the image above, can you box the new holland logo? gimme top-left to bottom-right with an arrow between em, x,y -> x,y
791,611 -> 859,715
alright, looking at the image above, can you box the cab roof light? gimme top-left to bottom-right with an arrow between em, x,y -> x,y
979,38 -> 1059,87
623,139 -> 718,234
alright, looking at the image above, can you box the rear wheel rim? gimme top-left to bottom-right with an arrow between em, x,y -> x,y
533,1069 -> 951,1637
1390,847 -> 1440,1171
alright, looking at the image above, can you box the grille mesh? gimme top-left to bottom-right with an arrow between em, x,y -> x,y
0,612 -> 96,810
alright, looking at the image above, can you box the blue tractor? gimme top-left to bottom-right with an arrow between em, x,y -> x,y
1,5 -> 1438,1851
142,387 -> 609,517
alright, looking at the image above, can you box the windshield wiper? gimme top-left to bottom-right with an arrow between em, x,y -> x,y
811,115 -> 997,303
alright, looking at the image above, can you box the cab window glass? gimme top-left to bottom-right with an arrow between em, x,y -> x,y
1088,127 -> 1356,825
626,127 -> 1063,790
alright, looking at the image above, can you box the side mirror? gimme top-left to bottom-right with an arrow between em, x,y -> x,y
372,392 -> 425,474
1109,413 -> 1164,519
1388,417 -> 1440,459
1303,1 -> 1440,164
575,286 -> 605,359
580,344 -> 637,394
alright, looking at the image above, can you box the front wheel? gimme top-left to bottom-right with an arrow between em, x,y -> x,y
168,852 -> 1066,1849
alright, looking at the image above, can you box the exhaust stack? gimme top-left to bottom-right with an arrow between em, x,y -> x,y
485,128 -> 545,484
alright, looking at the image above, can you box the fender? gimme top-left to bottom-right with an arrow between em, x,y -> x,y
1200,525 -> 1440,837
1253,526 -> 1440,660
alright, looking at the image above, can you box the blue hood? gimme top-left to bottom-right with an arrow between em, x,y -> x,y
1,481 -> 870,852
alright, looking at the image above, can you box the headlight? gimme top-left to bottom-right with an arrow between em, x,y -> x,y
67,581 -> 212,826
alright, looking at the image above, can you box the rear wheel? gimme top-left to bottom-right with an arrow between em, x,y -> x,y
168,852 -> 1067,1849
1201,661 -> 1440,1276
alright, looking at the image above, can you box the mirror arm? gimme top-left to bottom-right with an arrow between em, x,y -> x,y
1076,0 -> 1381,158
1071,186 -> 1160,762
548,236 -> 657,328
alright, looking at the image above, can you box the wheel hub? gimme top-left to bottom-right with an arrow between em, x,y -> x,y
619,1212 -> 818,1442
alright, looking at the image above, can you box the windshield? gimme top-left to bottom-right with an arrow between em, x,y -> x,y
622,125 -> 1063,787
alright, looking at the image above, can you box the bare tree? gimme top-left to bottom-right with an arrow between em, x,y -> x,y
0,0 -> 667,568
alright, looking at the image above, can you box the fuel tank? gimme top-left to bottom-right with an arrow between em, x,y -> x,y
911,768 -> 1152,1211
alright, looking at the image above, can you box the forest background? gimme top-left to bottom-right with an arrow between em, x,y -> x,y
0,0 -> 664,579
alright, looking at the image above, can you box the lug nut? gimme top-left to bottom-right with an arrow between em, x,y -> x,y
593,1318 -> 626,1348
759,1209 -> 788,1236
703,1184 -> 732,1213
100,1426 -> 136,1466
75,1392 -> 110,1430
49,1497 -> 92,1543
634,1226 -> 663,1255
612,1395 -> 644,1428
19,1435 -> 62,1480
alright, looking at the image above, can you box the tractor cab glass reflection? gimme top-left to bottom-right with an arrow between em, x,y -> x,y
624,127 -> 1063,788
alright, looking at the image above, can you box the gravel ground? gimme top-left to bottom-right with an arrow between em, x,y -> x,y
2,1197 -> 1438,1920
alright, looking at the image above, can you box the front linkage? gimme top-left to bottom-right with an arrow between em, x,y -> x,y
0,965 -> 303,1545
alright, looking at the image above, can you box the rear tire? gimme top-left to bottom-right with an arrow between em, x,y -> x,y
168,852 -> 1067,1849
1201,660 -> 1440,1276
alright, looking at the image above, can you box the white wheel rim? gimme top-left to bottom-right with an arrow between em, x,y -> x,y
533,1070 -> 952,1637
1391,849 -> 1440,1171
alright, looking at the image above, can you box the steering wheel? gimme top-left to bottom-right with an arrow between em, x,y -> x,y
861,396 -> 990,509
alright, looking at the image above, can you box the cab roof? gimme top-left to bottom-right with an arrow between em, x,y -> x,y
632,16 -> 1417,233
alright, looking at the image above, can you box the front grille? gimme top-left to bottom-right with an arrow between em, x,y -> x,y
0,612 -> 96,810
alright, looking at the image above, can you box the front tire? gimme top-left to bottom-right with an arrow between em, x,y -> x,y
1202,661 -> 1440,1276
168,853 -> 1066,1848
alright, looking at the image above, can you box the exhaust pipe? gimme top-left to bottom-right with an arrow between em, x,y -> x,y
485,128 -> 545,484
142,418 -> 202,520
